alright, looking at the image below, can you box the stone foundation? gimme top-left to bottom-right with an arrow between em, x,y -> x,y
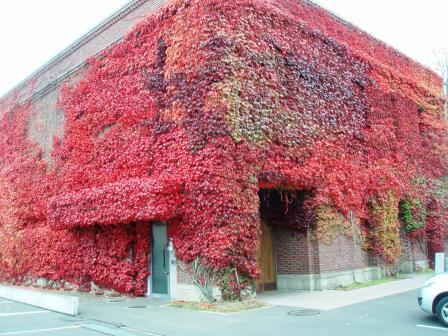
277,266 -> 385,290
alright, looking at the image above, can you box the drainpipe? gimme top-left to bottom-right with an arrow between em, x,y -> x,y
349,210 -> 359,283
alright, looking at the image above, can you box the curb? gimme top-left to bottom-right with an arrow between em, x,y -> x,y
0,285 -> 78,315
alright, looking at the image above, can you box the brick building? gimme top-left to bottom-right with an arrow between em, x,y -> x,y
0,0 -> 446,301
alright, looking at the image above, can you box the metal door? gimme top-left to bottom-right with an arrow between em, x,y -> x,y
151,222 -> 170,298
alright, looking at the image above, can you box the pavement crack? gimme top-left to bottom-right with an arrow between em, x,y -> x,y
81,316 -> 125,328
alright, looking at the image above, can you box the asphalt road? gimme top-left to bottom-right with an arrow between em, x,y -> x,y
0,290 -> 445,336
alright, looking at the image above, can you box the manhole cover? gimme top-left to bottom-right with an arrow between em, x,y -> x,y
287,309 -> 320,316
126,305 -> 148,309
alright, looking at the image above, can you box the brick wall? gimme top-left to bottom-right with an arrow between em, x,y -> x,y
400,224 -> 428,262
400,226 -> 414,263
367,251 -> 383,267
412,241 -> 427,261
275,227 -> 312,274
317,234 -> 370,273
275,225 -> 375,275
276,222 -> 429,277
176,261 -> 193,284
27,89 -> 64,163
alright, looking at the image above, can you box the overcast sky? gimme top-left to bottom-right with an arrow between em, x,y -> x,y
1,0 -> 447,97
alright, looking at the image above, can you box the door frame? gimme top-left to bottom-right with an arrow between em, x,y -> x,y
150,221 -> 170,299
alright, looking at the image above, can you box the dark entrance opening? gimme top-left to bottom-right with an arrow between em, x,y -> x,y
258,189 -> 310,292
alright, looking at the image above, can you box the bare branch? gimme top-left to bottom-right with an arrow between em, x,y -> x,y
432,48 -> 448,94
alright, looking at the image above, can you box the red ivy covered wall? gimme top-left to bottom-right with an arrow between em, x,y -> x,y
0,0 -> 447,295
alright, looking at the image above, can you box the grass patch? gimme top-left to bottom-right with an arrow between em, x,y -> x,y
336,275 -> 410,291
168,299 -> 268,314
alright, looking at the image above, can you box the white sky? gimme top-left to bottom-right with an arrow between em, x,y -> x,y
313,0 -> 448,71
0,0 -> 447,97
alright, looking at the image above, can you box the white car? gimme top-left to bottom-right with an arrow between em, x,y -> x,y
419,273 -> 448,327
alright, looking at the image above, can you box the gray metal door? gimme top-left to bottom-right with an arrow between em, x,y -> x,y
151,222 -> 169,298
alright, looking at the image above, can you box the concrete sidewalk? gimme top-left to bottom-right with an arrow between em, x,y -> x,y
0,274 -> 438,336
257,273 -> 431,310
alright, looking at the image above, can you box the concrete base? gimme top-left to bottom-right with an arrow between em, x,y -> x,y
0,285 -> 78,315
400,259 -> 428,273
277,266 -> 386,290
174,283 -> 222,302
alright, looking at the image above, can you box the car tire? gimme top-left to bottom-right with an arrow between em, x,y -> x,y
436,297 -> 448,327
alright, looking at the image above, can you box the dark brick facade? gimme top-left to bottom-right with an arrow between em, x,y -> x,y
275,228 -> 315,275
400,225 -> 427,265
317,234 -> 370,273
275,224 -> 427,277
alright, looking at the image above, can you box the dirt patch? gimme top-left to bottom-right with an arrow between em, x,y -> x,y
168,299 -> 268,314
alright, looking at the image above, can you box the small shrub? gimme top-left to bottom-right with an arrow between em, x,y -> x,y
216,266 -> 255,301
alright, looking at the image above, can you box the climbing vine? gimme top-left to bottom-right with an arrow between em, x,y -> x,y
367,192 -> 401,264
399,199 -> 427,233
0,0 -> 446,296
310,206 -> 359,245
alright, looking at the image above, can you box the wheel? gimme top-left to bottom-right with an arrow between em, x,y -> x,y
436,297 -> 448,327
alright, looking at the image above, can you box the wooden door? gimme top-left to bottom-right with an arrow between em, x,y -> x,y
256,220 -> 277,292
